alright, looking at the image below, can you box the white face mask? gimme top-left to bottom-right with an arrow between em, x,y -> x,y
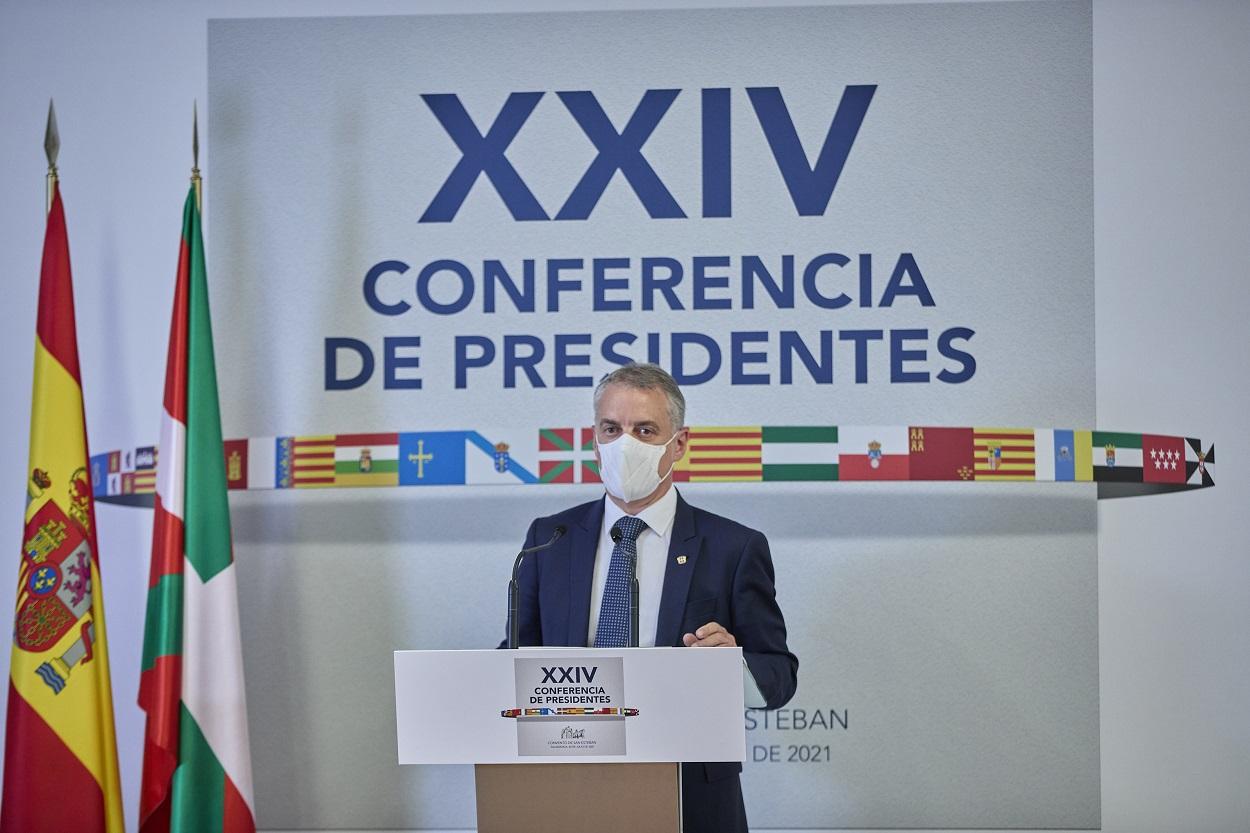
597,432 -> 677,503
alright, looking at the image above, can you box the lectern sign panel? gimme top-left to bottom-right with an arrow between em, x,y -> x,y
394,648 -> 743,765
512,658 -> 627,755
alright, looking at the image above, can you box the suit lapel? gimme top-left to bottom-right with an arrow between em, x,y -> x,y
566,497 -> 604,647
654,492 -> 702,647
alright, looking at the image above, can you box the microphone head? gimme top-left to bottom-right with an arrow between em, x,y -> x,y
553,525 -> 567,540
609,524 -> 622,544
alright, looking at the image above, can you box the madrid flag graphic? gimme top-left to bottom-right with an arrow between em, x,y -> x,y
1,185 -> 124,832
138,187 -> 256,833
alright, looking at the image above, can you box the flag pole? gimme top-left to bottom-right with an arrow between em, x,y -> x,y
192,101 -> 202,211
44,99 -> 59,214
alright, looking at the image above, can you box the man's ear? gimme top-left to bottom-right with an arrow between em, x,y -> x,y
672,426 -> 690,462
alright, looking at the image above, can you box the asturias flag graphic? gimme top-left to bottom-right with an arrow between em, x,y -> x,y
138,187 -> 256,833
1,185 -> 124,833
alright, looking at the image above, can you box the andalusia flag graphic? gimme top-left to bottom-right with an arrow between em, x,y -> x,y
138,188 -> 256,832
1,186 -> 124,832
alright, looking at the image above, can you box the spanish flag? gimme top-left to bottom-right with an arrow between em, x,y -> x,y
1,185 -> 124,832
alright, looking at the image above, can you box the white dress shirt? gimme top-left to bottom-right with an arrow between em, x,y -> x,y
587,487 -> 678,648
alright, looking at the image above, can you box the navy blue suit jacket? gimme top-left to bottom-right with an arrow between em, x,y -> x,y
509,491 -> 798,833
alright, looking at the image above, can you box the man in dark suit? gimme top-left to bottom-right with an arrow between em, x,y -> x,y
510,362 -> 798,833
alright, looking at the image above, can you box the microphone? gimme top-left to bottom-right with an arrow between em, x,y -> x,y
608,522 -> 641,649
507,525 -> 566,650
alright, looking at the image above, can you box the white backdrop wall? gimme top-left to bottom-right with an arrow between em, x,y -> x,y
207,5 -> 1098,828
0,1 -> 1246,832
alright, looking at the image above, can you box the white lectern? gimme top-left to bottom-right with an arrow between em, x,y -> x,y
394,647 -> 746,833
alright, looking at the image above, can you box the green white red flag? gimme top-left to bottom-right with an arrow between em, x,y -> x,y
138,187 -> 255,833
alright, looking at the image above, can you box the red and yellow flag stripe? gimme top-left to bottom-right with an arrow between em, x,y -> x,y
973,428 -> 1037,481
674,427 -> 764,482
2,186 -> 124,833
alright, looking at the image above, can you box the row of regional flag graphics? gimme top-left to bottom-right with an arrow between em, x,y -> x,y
92,425 -> 1215,499
5,171 -> 252,830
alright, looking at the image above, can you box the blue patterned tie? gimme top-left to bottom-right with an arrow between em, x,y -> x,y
594,515 -> 647,648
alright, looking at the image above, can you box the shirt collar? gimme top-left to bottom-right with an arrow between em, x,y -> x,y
602,485 -> 678,539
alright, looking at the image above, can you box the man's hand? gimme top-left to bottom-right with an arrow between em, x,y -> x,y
682,621 -> 737,648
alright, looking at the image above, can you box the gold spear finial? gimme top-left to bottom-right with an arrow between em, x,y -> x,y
192,101 -> 202,211
45,99 -> 59,213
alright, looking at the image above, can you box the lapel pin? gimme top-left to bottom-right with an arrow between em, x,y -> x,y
676,555 -> 688,565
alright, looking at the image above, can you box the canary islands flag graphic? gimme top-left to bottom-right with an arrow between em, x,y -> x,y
1,185 -> 124,833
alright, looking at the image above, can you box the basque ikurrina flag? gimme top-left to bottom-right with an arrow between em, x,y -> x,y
138,187 -> 256,833
1,185 -> 124,832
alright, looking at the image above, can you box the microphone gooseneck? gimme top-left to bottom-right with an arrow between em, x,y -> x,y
507,525 -> 567,650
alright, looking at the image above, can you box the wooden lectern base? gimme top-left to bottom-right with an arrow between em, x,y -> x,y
475,762 -> 680,833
